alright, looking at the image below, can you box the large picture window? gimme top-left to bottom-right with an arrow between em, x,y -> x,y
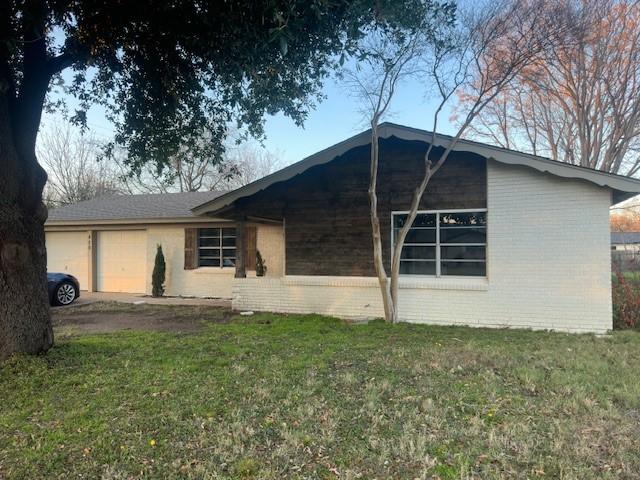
392,210 -> 486,277
198,228 -> 236,267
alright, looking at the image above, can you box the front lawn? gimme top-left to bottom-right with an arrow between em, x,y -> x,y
1,304 -> 639,479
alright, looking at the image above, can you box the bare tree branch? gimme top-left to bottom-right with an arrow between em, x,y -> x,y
346,0 -> 559,323
38,121 -> 121,206
465,0 -> 640,176
114,137 -> 282,194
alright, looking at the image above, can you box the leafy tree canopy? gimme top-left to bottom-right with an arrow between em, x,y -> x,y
2,0 -> 454,176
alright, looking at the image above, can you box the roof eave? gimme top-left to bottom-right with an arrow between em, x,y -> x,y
191,129 -> 373,216
45,216 -> 232,227
191,123 -> 640,215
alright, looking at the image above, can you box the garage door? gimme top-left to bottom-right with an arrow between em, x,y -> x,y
97,230 -> 147,293
46,231 -> 89,290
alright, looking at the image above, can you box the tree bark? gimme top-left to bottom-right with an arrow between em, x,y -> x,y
368,122 -> 396,322
0,0 -> 62,359
0,94 -> 53,360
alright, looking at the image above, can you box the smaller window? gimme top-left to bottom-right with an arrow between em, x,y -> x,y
198,228 -> 236,267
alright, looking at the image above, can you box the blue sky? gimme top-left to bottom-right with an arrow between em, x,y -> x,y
41,71 -> 457,167
261,76 -> 457,164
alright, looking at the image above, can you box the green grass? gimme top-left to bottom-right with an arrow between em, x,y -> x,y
2,307 -> 640,479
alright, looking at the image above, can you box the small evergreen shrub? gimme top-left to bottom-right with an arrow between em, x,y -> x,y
152,244 -> 166,297
256,250 -> 267,277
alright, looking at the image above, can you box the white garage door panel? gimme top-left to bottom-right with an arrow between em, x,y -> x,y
97,230 -> 147,293
46,232 -> 89,289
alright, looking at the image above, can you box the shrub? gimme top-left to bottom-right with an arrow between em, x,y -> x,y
256,250 -> 267,277
152,245 -> 166,297
612,270 -> 640,329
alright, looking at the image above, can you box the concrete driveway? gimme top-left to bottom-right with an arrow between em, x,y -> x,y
72,291 -> 231,308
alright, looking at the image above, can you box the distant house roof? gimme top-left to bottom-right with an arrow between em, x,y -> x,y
47,191 -> 226,225
611,232 -> 640,244
192,122 -> 640,216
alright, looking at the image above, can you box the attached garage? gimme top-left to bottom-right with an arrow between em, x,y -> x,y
96,230 -> 147,293
45,191 -> 233,297
45,231 -> 89,289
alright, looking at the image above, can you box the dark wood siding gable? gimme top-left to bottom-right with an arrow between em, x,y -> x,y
237,137 -> 487,276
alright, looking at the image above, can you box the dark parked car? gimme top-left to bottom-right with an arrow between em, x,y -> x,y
47,273 -> 80,306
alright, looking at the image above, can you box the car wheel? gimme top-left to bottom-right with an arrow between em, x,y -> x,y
54,281 -> 77,306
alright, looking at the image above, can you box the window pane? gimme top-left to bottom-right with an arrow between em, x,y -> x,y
199,235 -> 221,266
222,228 -> 236,237
396,228 -> 436,244
400,260 -> 436,275
441,261 -> 486,276
441,246 -> 486,260
200,247 -> 221,255
413,213 -> 437,228
199,257 -> 221,267
199,228 -> 220,237
222,247 -> 236,257
199,237 -> 220,247
440,211 -> 486,227
440,227 -> 486,244
400,246 -> 436,260
394,210 -> 487,278
222,236 -> 236,247
393,213 -> 436,229
393,215 -> 406,229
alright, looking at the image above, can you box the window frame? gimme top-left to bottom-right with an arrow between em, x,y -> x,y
391,208 -> 488,278
197,227 -> 237,268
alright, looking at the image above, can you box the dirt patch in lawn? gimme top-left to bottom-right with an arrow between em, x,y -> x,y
51,301 -> 232,334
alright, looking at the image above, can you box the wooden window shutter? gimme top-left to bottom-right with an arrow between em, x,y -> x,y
184,228 -> 198,270
246,226 -> 257,271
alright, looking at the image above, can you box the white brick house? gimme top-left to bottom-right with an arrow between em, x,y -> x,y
46,123 -> 640,333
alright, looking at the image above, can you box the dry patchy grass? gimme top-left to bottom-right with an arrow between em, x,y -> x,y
51,302 -> 232,335
1,306 -> 639,479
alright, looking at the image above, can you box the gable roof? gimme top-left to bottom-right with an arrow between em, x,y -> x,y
611,232 -> 640,244
47,191 -> 226,225
192,123 -> 640,216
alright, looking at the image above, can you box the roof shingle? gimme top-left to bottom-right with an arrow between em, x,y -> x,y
47,191 -> 225,223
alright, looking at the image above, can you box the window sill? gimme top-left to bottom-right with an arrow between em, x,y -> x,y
192,267 -> 236,275
280,275 -> 488,291
398,275 -> 488,291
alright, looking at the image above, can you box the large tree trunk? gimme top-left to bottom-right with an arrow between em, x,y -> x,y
0,93 -> 53,360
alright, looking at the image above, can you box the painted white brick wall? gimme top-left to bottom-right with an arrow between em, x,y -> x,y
232,161 -> 613,333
